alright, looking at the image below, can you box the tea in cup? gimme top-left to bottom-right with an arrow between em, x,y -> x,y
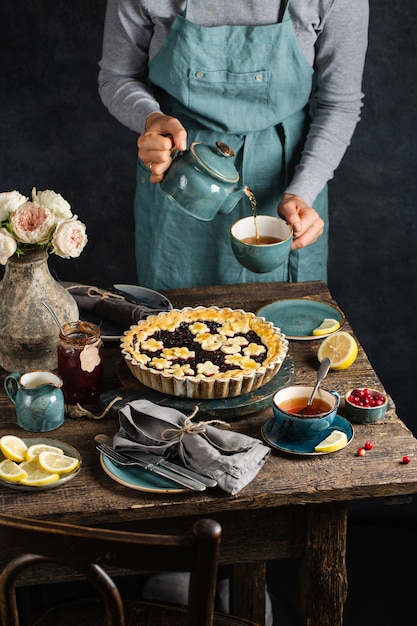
230,215 -> 293,273
4,371 -> 65,432
272,385 -> 340,440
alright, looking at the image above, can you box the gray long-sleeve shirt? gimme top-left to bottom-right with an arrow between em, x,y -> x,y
98,0 -> 369,205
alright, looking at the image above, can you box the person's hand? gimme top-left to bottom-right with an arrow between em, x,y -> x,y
137,113 -> 187,183
278,193 -> 324,250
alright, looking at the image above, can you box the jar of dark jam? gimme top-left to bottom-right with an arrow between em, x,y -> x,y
58,321 -> 103,405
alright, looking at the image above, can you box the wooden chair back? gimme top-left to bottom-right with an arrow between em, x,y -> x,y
0,513 -> 222,626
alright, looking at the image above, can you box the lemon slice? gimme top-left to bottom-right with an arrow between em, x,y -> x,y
314,430 -> 348,453
0,435 -> 28,462
25,443 -> 64,463
312,318 -> 341,336
18,461 -> 60,486
317,331 -> 358,371
38,451 -> 80,474
0,458 -> 29,482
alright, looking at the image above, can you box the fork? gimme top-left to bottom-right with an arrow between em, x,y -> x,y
96,442 -> 207,491
95,434 -> 217,487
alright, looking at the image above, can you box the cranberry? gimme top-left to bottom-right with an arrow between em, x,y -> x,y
356,447 -> 366,457
402,455 -> 411,465
364,441 -> 374,450
348,388 -> 386,408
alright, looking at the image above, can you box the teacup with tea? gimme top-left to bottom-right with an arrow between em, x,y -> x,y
272,385 -> 340,440
230,214 -> 293,273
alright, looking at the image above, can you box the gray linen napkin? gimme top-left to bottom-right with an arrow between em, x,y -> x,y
113,399 -> 270,495
61,282 -> 166,328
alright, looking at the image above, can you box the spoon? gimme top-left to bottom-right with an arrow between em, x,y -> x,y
41,299 -> 65,334
299,357 -> 331,415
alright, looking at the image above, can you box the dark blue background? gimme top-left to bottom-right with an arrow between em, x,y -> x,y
1,3 -> 416,621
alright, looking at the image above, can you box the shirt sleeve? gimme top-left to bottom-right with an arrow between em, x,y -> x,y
98,0 -> 164,135
285,0 -> 369,205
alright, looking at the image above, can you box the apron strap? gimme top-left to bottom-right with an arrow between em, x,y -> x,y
279,1 -> 291,23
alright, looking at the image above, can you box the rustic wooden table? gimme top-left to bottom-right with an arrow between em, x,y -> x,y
1,281 -> 417,626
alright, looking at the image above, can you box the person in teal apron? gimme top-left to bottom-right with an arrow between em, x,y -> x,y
99,0 -> 368,292
136,1 -> 327,290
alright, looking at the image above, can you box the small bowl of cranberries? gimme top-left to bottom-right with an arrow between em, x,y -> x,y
345,387 -> 388,424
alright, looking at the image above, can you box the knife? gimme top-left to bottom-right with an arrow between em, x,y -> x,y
111,284 -> 171,311
129,451 -> 217,488
94,435 -> 212,491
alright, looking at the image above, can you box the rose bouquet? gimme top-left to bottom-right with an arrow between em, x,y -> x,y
0,188 -> 87,265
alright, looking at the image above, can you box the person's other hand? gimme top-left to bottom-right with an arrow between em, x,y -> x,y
137,113 -> 187,183
278,193 -> 324,250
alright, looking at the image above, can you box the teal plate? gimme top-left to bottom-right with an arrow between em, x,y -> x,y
261,415 -> 354,456
256,299 -> 345,340
100,454 -> 188,494
100,356 -> 294,419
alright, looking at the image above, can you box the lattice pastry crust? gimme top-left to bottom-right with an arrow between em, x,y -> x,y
121,307 -> 288,399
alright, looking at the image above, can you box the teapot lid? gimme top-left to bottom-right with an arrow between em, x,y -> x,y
190,141 -> 239,183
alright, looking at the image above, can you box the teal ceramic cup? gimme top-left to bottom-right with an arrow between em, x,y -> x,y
4,371 -> 65,432
272,385 -> 340,440
230,215 -> 293,273
344,388 -> 388,424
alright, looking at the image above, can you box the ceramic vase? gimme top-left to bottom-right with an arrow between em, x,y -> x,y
0,249 -> 78,373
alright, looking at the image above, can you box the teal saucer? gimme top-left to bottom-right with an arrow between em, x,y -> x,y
261,415 -> 354,455
256,298 -> 345,340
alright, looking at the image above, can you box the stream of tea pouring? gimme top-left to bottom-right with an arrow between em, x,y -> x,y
298,357 -> 331,415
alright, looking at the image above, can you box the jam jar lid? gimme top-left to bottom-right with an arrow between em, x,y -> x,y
190,141 -> 240,183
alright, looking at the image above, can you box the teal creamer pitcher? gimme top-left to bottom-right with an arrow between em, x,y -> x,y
4,371 -> 65,432
160,141 -> 251,221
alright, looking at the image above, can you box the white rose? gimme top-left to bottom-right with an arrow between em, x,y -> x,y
52,218 -> 87,258
9,202 -> 55,245
31,188 -> 72,222
0,228 -> 17,264
0,191 -> 28,222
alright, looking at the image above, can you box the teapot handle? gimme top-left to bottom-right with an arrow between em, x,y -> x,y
4,373 -> 21,405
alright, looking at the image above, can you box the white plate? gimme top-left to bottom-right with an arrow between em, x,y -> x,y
0,437 -> 81,491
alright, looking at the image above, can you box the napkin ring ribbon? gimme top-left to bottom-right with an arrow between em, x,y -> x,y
66,284 -> 125,301
161,408 -> 230,442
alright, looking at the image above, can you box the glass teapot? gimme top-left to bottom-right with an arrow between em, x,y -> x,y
160,141 -> 252,221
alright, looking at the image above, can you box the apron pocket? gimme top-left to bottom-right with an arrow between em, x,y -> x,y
188,68 -> 271,132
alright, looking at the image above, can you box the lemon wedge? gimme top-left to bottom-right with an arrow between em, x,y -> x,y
312,318 -> 341,336
25,443 -> 64,463
314,430 -> 348,453
38,451 -> 80,475
0,435 -> 28,462
0,458 -> 29,482
18,461 -> 60,486
317,331 -> 358,371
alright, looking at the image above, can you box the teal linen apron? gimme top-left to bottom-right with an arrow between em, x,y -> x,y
134,0 -> 328,290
